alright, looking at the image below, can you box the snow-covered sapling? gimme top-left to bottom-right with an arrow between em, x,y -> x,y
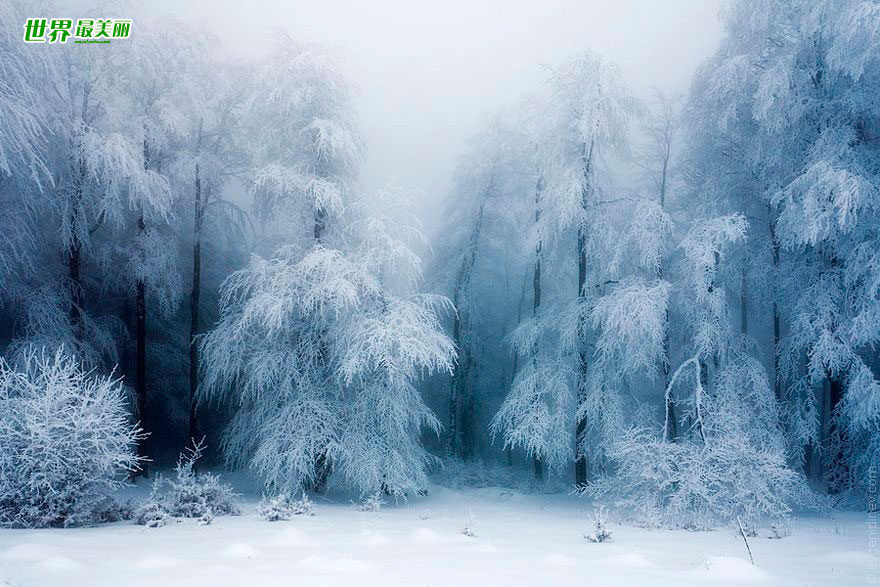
258,493 -> 315,521
584,506 -> 612,543
355,492 -> 385,513
768,518 -> 792,539
460,509 -> 478,538
134,439 -> 240,526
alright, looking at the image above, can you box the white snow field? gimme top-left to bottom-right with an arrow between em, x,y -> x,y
0,483 -> 873,587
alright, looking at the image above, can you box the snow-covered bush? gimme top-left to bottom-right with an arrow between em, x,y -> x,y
258,493 -> 315,521
0,348 -> 143,528
584,506 -> 612,543
355,492 -> 385,513
592,419 -> 814,530
134,440 -> 240,526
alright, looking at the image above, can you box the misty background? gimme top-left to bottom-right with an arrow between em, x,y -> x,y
128,0 -> 723,235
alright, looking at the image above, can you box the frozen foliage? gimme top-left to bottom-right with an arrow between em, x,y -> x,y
247,34 -> 363,235
687,0 -> 880,500
201,187 -> 454,497
133,440 -> 240,526
490,345 -> 576,473
584,506 -> 612,543
0,348 -> 142,528
588,212 -> 818,529
258,493 -> 315,521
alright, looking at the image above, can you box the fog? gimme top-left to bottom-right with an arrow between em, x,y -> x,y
128,0 -> 722,234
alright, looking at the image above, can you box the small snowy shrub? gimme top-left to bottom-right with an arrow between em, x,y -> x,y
0,348 -> 143,528
768,518 -> 792,539
584,506 -> 612,543
93,497 -> 135,523
460,509 -> 477,538
133,501 -> 168,528
134,440 -> 240,525
258,493 -> 315,521
355,492 -> 385,513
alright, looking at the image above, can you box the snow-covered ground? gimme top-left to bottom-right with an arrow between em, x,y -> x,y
0,482 -> 873,586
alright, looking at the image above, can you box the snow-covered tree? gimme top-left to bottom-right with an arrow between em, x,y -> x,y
492,51 -> 640,482
201,187 -> 453,496
690,0 -> 880,499
433,115 -> 533,460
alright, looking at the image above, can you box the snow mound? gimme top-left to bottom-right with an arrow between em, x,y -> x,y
0,543 -> 57,562
409,527 -> 445,543
817,550 -> 873,565
271,527 -> 310,546
296,554 -> 374,575
133,555 -> 184,569
541,552 -> 577,566
690,556 -> 768,582
600,552 -> 654,568
220,542 -> 260,558
359,529 -> 391,546
38,555 -> 84,573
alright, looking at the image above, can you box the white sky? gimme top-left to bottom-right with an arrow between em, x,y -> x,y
129,0 -> 723,234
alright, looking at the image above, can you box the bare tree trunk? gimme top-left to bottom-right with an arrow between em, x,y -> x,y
460,357 -> 476,460
447,191 -> 489,457
658,148 -> 676,442
532,173 -> 544,481
827,374 -> 846,493
135,138 -> 151,471
740,263 -> 748,335
188,163 -> 202,444
768,208 -> 781,401
575,229 -> 589,485
575,138 -> 594,486
448,309 -> 462,456
136,211 -> 148,468
67,159 -> 86,345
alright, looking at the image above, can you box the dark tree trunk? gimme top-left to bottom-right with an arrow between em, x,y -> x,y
575,229 -> 589,486
314,206 -> 326,242
448,309 -> 462,456
740,264 -> 748,335
532,173 -> 544,481
447,193 -> 488,457
135,136 -> 151,470
658,157 -> 676,442
459,356 -> 476,460
188,164 -> 202,444
136,211 -> 148,466
827,373 -> 847,493
67,237 -> 84,341
312,197 -> 331,490
575,139 -> 594,486
769,208 -> 781,401
67,160 -> 86,345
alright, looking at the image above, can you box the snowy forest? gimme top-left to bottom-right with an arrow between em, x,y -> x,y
0,0 -> 878,585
